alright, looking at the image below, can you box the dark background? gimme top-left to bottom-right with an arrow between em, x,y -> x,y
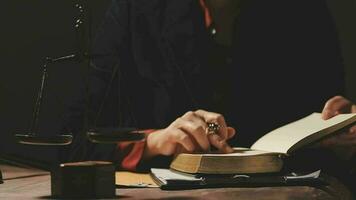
0,0 -> 355,164
0,0 -> 111,164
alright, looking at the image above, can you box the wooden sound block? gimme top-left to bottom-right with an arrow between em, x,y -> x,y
51,161 -> 115,198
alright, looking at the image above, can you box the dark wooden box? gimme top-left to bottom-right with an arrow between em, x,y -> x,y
51,161 -> 115,198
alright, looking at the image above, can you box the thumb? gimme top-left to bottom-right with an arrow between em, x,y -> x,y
321,109 -> 336,120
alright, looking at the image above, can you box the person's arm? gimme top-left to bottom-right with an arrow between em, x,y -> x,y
118,109 -> 237,171
139,110 -> 237,172
143,110 -> 236,160
116,129 -> 155,171
62,0 -> 236,171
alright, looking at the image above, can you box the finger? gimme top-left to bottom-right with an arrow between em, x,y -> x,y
209,134 -> 234,153
227,127 -> 236,139
322,96 -> 352,120
169,128 -> 196,152
174,117 -> 210,151
350,125 -> 356,133
182,111 -> 208,131
322,131 -> 356,147
179,115 -> 211,151
321,130 -> 356,147
195,109 -> 228,139
352,105 -> 356,113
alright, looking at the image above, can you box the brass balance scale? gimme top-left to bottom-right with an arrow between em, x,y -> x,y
11,1 -> 144,198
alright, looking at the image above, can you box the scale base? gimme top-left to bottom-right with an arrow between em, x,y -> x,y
51,161 -> 115,198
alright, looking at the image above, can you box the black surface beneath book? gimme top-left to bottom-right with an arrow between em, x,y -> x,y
161,178 -> 327,190
151,169 -> 328,190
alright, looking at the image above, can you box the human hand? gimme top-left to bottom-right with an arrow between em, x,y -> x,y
321,96 -> 356,120
143,110 -> 236,159
318,96 -> 356,159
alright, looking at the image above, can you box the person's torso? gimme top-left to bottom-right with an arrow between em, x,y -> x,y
104,0 -> 344,147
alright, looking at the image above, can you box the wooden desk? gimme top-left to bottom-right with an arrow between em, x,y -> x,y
0,164 -> 353,199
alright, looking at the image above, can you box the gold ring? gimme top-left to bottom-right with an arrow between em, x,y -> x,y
206,123 -> 220,135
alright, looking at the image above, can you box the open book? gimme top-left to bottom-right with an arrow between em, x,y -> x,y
170,113 -> 356,174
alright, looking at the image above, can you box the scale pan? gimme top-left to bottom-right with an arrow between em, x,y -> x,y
14,134 -> 73,146
87,128 -> 145,143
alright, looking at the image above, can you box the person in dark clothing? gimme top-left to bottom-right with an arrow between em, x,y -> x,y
61,0 -> 350,171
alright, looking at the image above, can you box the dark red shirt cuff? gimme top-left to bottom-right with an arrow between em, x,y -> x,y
117,129 -> 156,171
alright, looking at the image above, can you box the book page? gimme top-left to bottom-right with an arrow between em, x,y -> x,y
150,168 -> 202,185
201,148 -> 280,157
250,113 -> 356,154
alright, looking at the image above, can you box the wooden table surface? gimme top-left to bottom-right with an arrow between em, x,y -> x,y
0,163 -> 353,200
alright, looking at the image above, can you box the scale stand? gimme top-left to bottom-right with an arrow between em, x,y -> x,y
14,56 -> 75,146
14,1 -> 145,146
